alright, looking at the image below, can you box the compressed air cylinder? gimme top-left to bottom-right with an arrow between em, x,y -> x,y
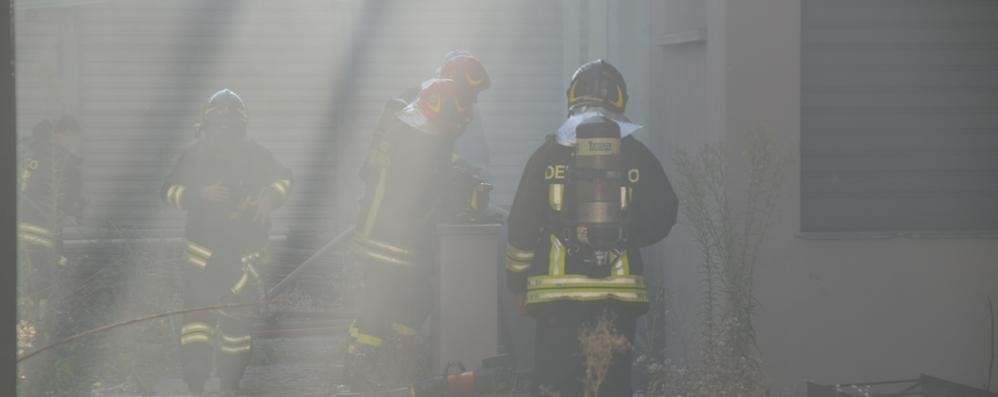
573,115 -> 624,251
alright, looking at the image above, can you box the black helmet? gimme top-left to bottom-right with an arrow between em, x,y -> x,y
566,59 -> 628,114
200,89 -> 248,139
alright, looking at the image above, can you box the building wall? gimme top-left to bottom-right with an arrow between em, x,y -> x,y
636,0 -> 998,392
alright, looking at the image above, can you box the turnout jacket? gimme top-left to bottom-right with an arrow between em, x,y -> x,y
162,139 -> 293,265
18,135 -> 84,260
352,116 -> 458,267
505,135 -> 678,311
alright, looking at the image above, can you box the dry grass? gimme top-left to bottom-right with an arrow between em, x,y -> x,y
579,312 -> 631,397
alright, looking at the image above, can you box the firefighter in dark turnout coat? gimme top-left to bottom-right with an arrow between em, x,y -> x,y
506,60 -> 678,396
162,89 -> 293,394
17,116 -> 85,394
346,77 -> 489,391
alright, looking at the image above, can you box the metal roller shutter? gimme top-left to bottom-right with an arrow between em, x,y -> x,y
802,0 -> 998,234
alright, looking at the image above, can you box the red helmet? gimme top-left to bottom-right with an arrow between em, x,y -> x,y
415,78 -> 473,131
438,53 -> 490,100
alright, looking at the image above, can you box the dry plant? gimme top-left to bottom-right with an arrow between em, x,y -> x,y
579,312 -> 631,397
641,129 -> 791,396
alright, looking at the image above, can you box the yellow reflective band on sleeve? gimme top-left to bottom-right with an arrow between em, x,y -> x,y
165,185 -> 177,204
392,322 -> 417,337
471,188 -> 479,210
187,255 -> 208,269
505,244 -> 534,272
349,323 -> 384,347
18,233 -> 55,249
166,184 -> 187,209
58,256 -> 68,267
361,166 -> 390,235
187,241 -> 212,259
270,179 -> 292,198
548,234 -> 566,276
548,183 -> 564,212
186,241 -> 212,268
182,322 -> 214,335
506,244 -> 535,262
18,223 -> 57,249
19,223 -> 54,238
221,334 -> 251,344
506,258 -> 531,273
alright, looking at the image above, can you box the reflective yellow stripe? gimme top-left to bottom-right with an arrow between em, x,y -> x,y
187,255 -> 208,269
165,184 -> 178,205
174,185 -> 186,208
221,334 -> 251,344
351,243 -> 413,266
361,166 -> 390,235
506,244 -> 534,273
18,223 -> 54,237
182,322 -> 214,335
58,256 -> 68,267
526,289 -> 647,304
186,241 -> 212,259
548,234 -> 566,276
181,334 -> 213,345
506,258 -> 531,273
220,344 -> 251,354
612,250 -> 630,276
470,188 -> 479,210
18,233 -> 55,249
527,275 -> 645,290
354,235 -> 413,256
549,183 -> 564,211
506,244 -> 534,262
231,272 -> 249,295
271,179 -> 291,198
620,186 -> 632,210
349,323 -> 384,347
167,184 -> 187,209
392,322 -> 417,337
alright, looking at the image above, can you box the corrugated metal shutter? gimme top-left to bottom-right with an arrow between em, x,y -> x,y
801,0 -> 998,233
337,0 -> 564,222
17,0 -> 564,245
75,1 -> 343,238
15,7 -> 65,142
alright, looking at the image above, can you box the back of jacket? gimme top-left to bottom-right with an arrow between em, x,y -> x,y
505,135 -> 678,313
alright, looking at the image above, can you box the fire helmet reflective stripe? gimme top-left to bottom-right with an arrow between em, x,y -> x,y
438,52 -> 491,97
202,89 -> 248,128
414,78 -> 473,130
566,59 -> 628,114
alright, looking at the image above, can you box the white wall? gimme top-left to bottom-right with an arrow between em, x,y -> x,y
644,0 -> 998,392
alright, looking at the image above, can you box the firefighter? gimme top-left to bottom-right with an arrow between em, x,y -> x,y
17,116 -> 85,393
162,89 -> 293,395
345,77 -> 487,391
399,50 -> 492,176
505,60 -> 678,396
